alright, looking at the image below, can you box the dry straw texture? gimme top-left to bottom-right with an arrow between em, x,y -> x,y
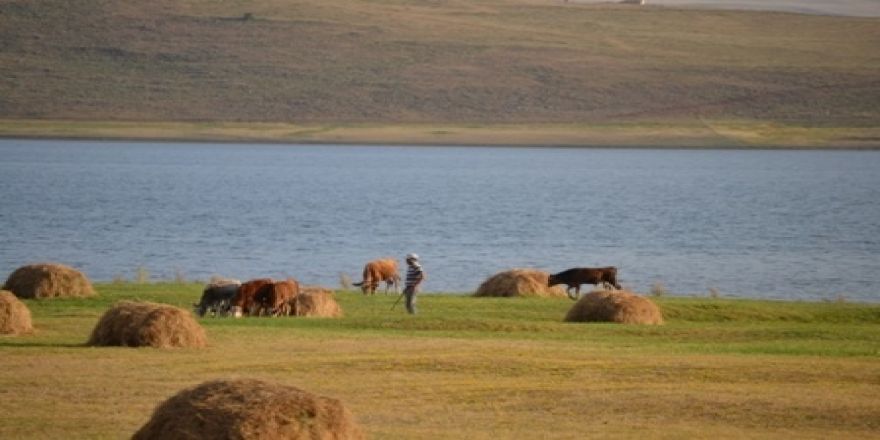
207,276 -> 241,287
3,263 -> 95,299
301,285 -> 334,296
474,269 -> 567,298
0,290 -> 33,335
294,291 -> 343,318
87,301 -> 207,348
564,290 -> 664,325
132,378 -> 364,440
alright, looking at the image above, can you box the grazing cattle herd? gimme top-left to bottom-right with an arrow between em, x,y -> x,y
196,277 -> 299,318
194,260 -> 624,318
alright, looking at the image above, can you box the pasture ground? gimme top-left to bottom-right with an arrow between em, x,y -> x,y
1,283 -> 879,439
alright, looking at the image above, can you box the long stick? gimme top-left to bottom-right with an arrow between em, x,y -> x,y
390,292 -> 404,310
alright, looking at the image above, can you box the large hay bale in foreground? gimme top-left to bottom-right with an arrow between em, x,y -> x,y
294,290 -> 343,318
564,290 -> 663,325
132,379 -> 364,440
474,269 -> 567,298
0,290 -> 33,335
87,301 -> 207,348
3,263 -> 95,299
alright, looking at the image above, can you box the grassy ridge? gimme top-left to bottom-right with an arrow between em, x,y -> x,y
0,0 -> 878,147
3,118 -> 879,148
2,283 -> 878,438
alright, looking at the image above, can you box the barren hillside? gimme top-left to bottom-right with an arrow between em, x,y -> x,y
1,0 -> 878,127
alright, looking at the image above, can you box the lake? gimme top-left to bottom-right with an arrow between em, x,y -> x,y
1,139 -> 878,301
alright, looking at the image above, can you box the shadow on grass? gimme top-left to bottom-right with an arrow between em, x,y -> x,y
0,341 -> 86,348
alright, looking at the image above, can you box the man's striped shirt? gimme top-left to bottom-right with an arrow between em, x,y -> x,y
405,262 -> 424,288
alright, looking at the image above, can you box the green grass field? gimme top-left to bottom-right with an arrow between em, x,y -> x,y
2,283 -> 879,439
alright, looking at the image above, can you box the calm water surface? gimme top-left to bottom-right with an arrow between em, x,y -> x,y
1,139 -> 878,301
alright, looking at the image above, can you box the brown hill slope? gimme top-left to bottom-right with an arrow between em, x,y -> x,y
1,0 -> 878,127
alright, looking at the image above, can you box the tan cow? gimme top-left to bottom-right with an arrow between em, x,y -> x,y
352,258 -> 400,295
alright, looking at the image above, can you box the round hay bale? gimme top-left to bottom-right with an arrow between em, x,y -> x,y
132,378 -> 364,440
208,275 -> 241,287
564,290 -> 663,325
474,269 -> 567,298
3,263 -> 95,299
294,291 -> 343,318
87,301 -> 207,348
0,290 -> 33,335
301,285 -> 334,296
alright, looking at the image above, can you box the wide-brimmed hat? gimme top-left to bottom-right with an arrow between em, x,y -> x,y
406,253 -> 419,261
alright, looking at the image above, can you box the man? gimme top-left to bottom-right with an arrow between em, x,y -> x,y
403,253 -> 425,314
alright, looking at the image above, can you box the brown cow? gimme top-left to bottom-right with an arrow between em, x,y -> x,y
254,278 -> 300,317
548,267 -> 622,300
231,278 -> 274,317
352,258 -> 400,295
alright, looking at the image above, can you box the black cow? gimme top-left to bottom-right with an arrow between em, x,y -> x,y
548,267 -> 621,300
193,282 -> 240,317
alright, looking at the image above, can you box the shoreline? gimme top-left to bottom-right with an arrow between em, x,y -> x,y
81,282 -> 880,304
10,134 -> 880,151
2,119 -> 879,150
